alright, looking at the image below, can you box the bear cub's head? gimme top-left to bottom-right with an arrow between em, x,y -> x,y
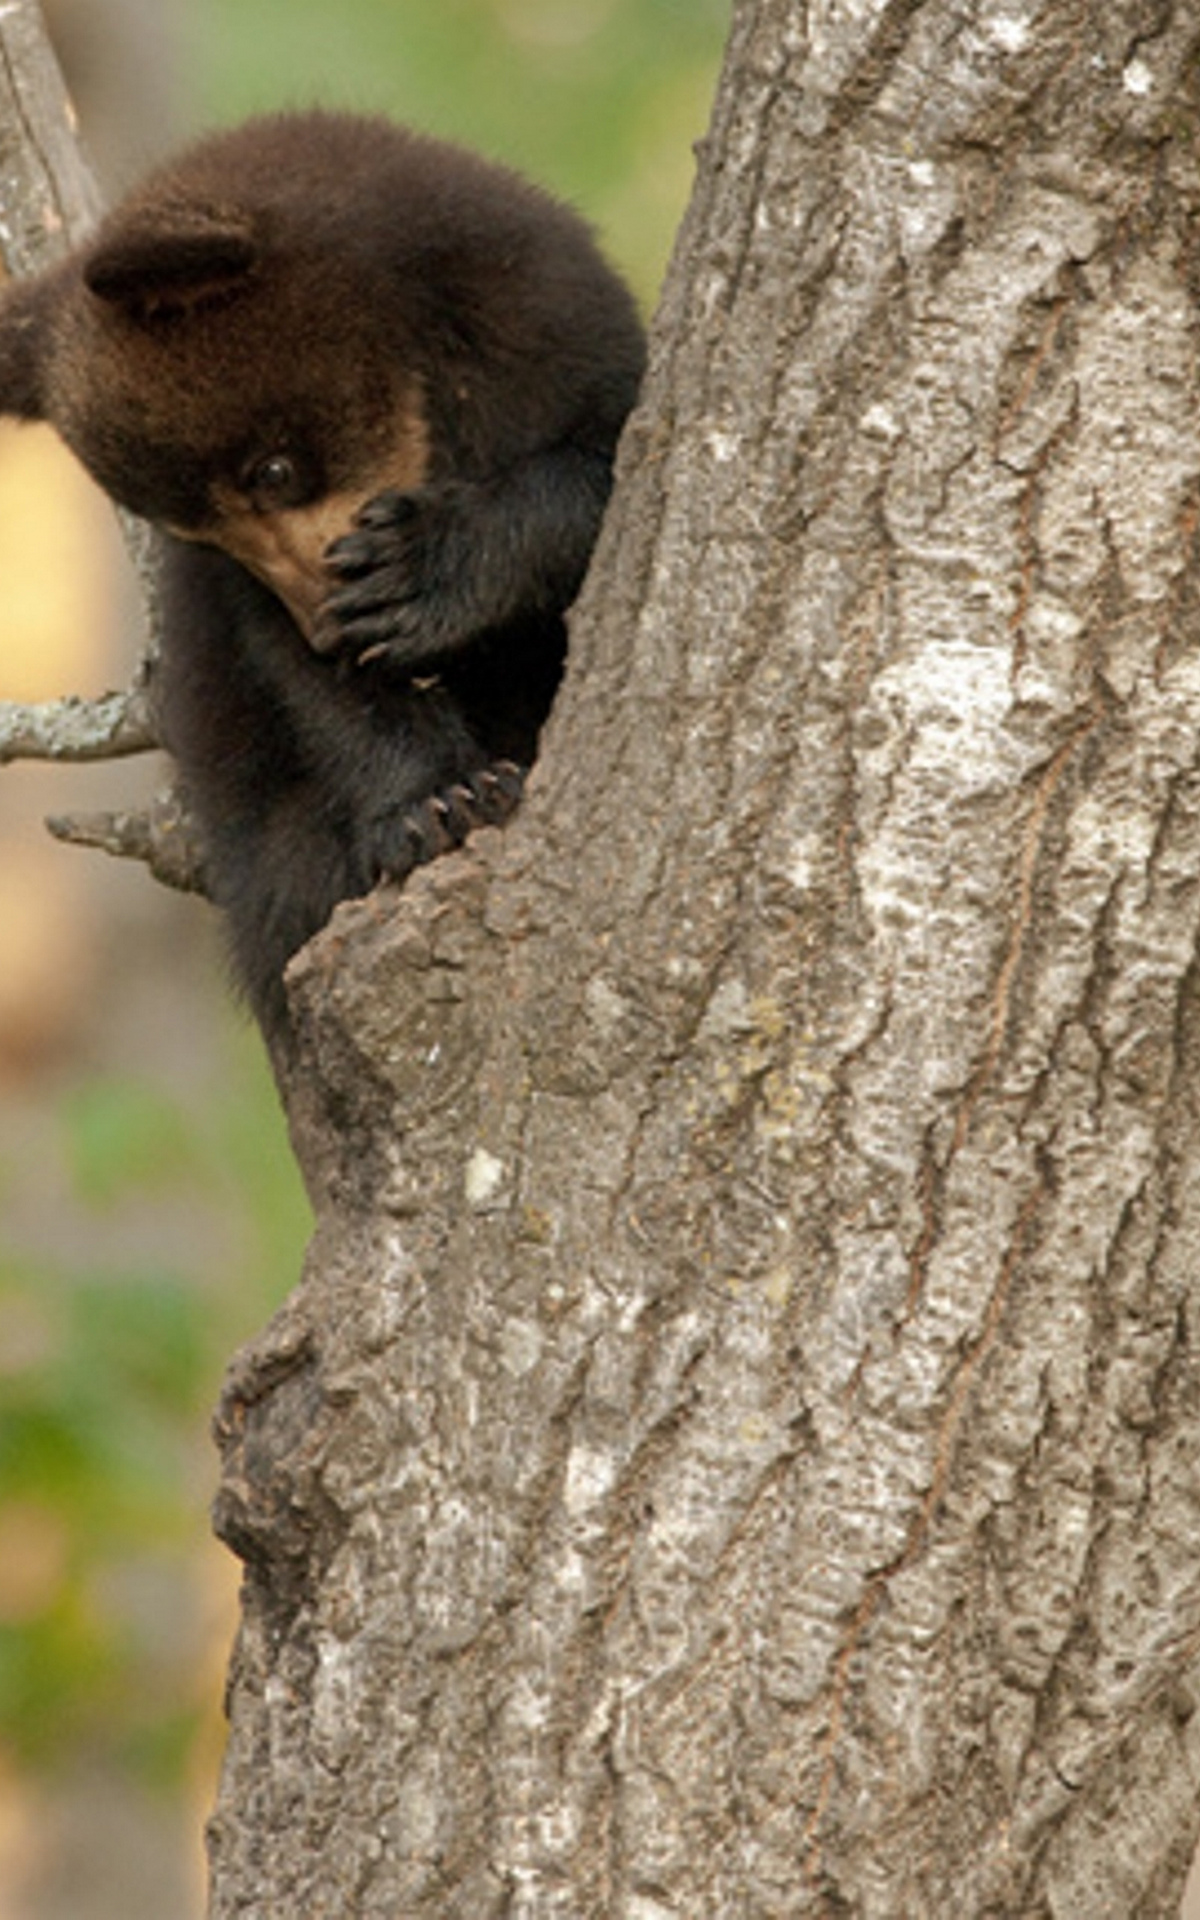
0,110 -> 642,641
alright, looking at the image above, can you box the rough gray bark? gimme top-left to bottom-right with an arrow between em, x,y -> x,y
208,2 -> 1200,1911
0,0 -> 100,265
88,0 -> 1200,1911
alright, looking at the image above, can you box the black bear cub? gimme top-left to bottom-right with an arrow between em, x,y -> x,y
0,112 -> 645,1044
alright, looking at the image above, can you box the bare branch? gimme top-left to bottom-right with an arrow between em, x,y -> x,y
0,0 -> 169,838
0,0 -> 101,270
0,674 -> 157,763
46,785 -> 207,894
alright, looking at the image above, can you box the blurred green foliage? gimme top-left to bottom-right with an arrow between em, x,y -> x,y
195,0 -> 729,298
0,1032 -> 310,1778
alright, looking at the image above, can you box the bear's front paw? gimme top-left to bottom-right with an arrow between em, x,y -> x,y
319,487 -> 466,667
375,760 -> 527,879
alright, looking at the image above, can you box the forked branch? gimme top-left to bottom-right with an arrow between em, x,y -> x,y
0,0 -> 206,885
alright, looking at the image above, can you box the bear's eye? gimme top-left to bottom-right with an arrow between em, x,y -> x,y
245,452 -> 307,509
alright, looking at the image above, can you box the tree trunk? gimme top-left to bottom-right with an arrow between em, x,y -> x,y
209,2 -> 1200,1912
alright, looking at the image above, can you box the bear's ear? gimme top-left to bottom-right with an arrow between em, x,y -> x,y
83,206 -> 258,319
0,276 -> 54,419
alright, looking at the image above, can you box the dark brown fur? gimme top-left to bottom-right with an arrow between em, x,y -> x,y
0,112 -> 645,1042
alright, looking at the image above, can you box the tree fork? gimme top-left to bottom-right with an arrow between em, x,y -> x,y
202,2 -> 1200,1913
